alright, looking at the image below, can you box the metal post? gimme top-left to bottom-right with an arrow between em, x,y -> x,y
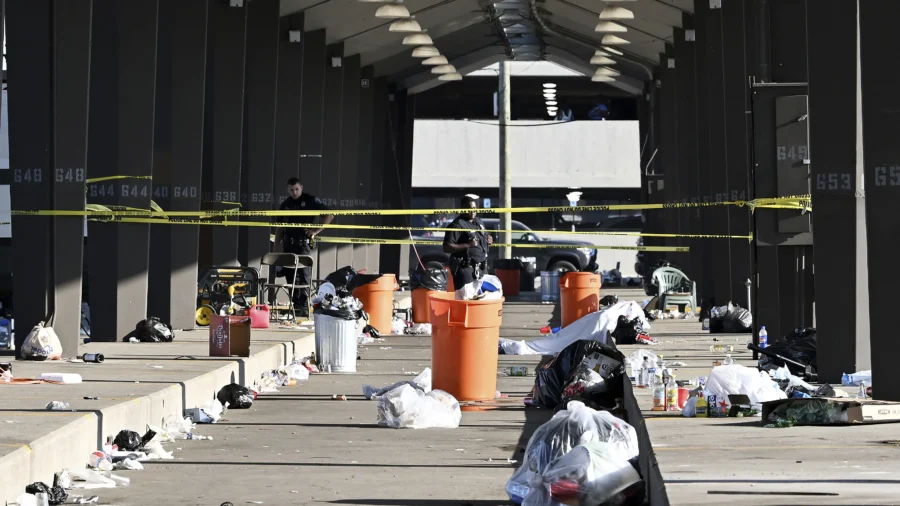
498,60 -> 512,259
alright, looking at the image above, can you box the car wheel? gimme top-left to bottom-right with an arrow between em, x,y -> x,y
548,260 -> 578,274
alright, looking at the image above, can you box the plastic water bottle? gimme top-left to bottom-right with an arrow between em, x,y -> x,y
639,357 -> 650,387
759,326 -> 768,349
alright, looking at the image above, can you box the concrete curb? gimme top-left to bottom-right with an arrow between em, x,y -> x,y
0,335 -> 315,503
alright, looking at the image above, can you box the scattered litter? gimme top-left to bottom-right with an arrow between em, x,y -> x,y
40,373 -> 82,384
83,396 -> 100,400
186,399 -> 227,424
406,323 -> 431,335
332,394 -> 347,401
45,401 -> 70,411
21,321 -> 63,360
114,459 -> 144,471
376,384 -> 461,429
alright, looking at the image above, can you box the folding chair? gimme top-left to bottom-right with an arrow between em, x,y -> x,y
260,253 -> 315,322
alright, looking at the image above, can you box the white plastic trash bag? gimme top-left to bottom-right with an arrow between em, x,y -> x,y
506,401 -> 639,504
363,368 -> 432,400
376,383 -> 461,429
523,441 -> 642,506
21,321 -> 63,360
705,364 -> 786,408
455,274 -> 503,301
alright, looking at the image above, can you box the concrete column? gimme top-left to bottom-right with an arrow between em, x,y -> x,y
806,0 -> 869,383
7,0 -> 54,353
272,14 -> 304,203
203,0 -> 247,267
297,30 -> 326,278
703,2 -> 731,304
674,23 -> 701,294
148,0 -> 209,329
318,43 -> 345,278
51,0 -> 92,350
338,54 -> 361,270
355,66 -> 376,271
692,1 -> 713,301
722,0 -> 753,306
239,0 -> 280,271
368,77 -> 390,272
658,50 -> 678,259
379,89 -> 414,276
85,0 -> 159,341
859,0 -> 898,400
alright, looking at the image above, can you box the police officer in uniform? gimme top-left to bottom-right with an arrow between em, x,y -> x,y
273,178 -> 334,316
443,195 -> 492,290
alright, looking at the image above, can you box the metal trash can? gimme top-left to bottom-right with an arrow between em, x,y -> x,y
314,313 -> 360,373
540,271 -> 560,302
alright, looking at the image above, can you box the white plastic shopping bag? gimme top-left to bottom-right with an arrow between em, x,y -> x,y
21,321 -> 63,360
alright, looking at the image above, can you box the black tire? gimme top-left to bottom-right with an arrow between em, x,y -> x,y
548,260 -> 578,274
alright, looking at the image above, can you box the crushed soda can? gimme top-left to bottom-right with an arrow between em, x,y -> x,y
508,366 -> 529,377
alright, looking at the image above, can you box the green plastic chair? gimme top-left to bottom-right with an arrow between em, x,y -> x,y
652,267 -> 697,314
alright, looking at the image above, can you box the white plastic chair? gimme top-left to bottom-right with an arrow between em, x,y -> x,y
652,267 -> 697,313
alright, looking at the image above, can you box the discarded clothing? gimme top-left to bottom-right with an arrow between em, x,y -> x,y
376,384 -> 461,429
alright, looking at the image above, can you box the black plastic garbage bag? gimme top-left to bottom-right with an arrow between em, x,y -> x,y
611,315 -> 644,345
122,316 -> 174,342
325,266 -> 384,296
217,383 -> 255,409
600,294 -> 619,307
362,324 -> 381,338
314,301 -> 367,321
709,302 -> 752,334
112,428 -> 156,452
532,340 -> 626,410
409,266 -> 448,291
26,481 -> 68,505
759,327 -> 818,376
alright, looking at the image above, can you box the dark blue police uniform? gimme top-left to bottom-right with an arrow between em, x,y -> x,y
442,215 -> 489,289
277,194 -> 329,313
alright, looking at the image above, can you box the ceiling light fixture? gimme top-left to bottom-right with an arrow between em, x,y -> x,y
422,55 -> 448,65
601,34 -> 630,45
402,33 -> 433,45
438,72 -> 463,81
375,3 -> 410,18
594,21 -> 627,33
598,6 -> 634,19
543,83 -> 557,89
546,100 -> 558,106
592,75 -> 616,82
547,110 -> 556,116
389,18 -> 422,32
431,64 -> 457,74
590,56 -> 616,65
411,46 -> 440,57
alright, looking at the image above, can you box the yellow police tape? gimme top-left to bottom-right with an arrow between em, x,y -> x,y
16,194 -> 812,219
84,175 -> 153,184
86,215 -> 688,252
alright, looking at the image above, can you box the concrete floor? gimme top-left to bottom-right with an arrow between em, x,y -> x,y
4,288 -> 899,505
619,292 -> 900,506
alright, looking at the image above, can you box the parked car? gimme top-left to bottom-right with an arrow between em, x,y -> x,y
409,218 -> 598,274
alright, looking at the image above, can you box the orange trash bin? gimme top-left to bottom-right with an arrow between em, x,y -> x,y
352,273 -> 396,335
494,259 -> 521,296
428,292 -> 504,402
559,272 -> 601,328
411,288 -> 433,323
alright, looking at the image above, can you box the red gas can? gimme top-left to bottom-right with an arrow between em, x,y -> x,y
249,305 -> 270,329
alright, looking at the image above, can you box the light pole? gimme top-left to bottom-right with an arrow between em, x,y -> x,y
565,190 -> 582,233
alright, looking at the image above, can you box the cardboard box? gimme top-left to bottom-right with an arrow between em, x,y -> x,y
209,314 -> 251,358
761,397 -> 900,425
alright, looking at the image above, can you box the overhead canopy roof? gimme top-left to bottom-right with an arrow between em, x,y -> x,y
280,0 -> 692,95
